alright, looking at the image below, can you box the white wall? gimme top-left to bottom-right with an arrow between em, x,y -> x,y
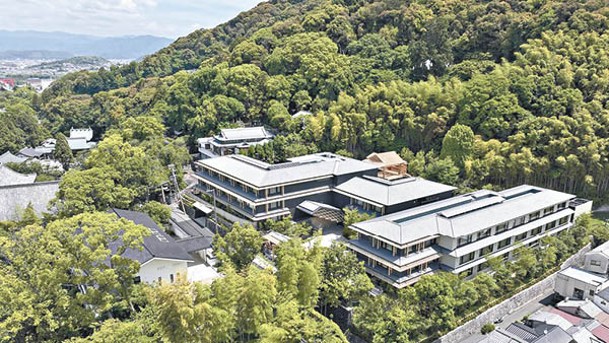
574,201 -> 593,218
584,252 -> 609,275
554,273 -> 599,300
138,259 -> 189,284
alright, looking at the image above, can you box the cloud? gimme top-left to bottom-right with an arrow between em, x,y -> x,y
0,0 -> 262,38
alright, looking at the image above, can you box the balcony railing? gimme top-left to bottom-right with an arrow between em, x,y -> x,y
196,170 -> 259,201
365,262 -> 439,287
349,238 -> 441,269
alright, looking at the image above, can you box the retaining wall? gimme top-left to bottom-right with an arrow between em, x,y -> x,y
434,243 -> 592,343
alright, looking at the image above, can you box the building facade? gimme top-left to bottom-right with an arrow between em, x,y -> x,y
191,152 -> 456,228
347,185 -> 592,288
197,127 -> 274,159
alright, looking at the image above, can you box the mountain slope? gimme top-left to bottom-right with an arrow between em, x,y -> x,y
31,0 -> 609,206
0,30 -> 172,59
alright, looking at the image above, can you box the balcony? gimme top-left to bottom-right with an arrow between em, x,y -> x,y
348,238 -> 441,270
196,170 -> 259,201
365,261 -> 439,288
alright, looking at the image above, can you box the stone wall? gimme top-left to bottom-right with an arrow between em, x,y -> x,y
0,181 -> 59,221
434,243 -> 592,343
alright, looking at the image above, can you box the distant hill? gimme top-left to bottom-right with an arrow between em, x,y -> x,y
31,56 -> 111,69
0,31 -> 172,59
0,50 -> 73,60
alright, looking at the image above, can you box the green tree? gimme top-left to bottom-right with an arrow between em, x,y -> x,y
140,201 -> 172,228
342,207 -> 375,239
53,167 -> 135,217
440,124 -> 475,168
213,223 -> 263,271
0,212 -> 148,342
54,132 -> 73,170
319,242 -> 373,313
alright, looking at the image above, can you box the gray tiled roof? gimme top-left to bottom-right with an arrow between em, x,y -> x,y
0,166 -> 36,186
110,209 -> 193,265
0,151 -> 27,164
18,147 -> 49,158
67,138 -> 97,150
218,127 -> 273,141
351,185 -> 576,245
334,176 -> 455,206
198,153 -> 378,187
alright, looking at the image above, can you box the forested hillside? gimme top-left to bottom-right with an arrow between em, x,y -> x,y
7,0 -> 609,202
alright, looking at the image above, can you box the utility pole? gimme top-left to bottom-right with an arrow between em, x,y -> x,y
206,189 -> 218,235
168,164 -> 186,213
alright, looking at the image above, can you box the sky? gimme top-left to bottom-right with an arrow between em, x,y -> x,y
0,0 -> 263,38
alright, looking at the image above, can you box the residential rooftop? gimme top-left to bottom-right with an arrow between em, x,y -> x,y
109,209 -> 193,265
197,152 -> 378,188
558,267 -> 608,286
217,126 -> 273,142
334,175 -> 456,207
351,185 -> 575,245
0,165 -> 36,187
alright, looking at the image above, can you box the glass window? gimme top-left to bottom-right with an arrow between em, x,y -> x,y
477,262 -> 489,272
268,201 -> 282,210
546,221 -> 557,231
515,232 -> 528,242
529,211 -> 540,221
531,226 -> 542,236
544,206 -> 554,215
591,260 -> 602,267
479,244 -> 494,256
559,216 -> 569,225
408,244 -> 419,254
461,268 -> 474,277
495,223 -> 508,234
458,235 -> 474,246
460,252 -> 476,265
477,228 -> 491,240
497,237 -> 511,249
268,186 -> 281,195
557,202 -> 567,210
514,216 -> 525,227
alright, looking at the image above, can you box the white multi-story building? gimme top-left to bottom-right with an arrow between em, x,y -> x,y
347,185 -> 592,288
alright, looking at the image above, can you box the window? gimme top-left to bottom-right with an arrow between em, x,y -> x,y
478,228 -> 492,240
268,186 -> 281,195
515,232 -> 528,242
458,235 -> 474,247
497,237 -> 511,249
479,244 -> 494,256
408,244 -> 419,255
425,238 -> 437,248
134,276 -> 141,284
545,221 -> 557,231
495,223 -> 508,234
531,226 -> 542,236
529,211 -> 540,221
461,268 -> 474,278
590,290 -> 595,297
268,201 -> 282,210
591,260 -> 602,267
559,216 -> 569,226
543,206 -> 554,215
514,216 -> 525,227
170,274 -> 174,283
557,202 -> 567,210
477,262 -> 489,272
460,252 -> 476,265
